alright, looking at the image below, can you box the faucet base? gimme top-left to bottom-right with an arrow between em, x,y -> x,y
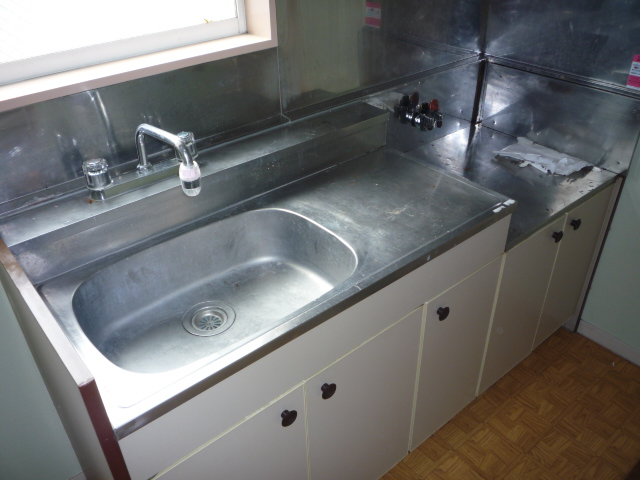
89,157 -> 181,200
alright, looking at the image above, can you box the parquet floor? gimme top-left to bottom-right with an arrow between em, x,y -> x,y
383,328 -> 640,480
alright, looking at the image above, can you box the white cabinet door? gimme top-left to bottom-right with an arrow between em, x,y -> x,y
478,216 -> 566,393
306,308 -> 422,480
535,185 -> 614,347
158,386 -> 307,480
412,256 -> 502,448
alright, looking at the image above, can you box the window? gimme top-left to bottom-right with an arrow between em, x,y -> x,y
0,0 -> 246,85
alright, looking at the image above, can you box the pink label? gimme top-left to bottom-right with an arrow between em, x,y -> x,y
627,54 -> 640,91
365,2 -> 381,28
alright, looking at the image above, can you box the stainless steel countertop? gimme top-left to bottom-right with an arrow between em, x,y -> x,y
400,125 -> 619,249
0,100 -> 618,441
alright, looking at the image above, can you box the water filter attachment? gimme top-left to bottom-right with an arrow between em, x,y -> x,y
179,161 -> 201,197
177,131 -> 201,197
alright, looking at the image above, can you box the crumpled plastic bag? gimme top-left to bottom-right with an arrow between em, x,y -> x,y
495,137 -> 600,176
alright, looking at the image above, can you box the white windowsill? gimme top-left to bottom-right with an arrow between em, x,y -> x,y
0,0 -> 276,113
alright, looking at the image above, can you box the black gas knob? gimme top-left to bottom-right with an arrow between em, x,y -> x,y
570,219 -> 582,231
552,231 -> 564,243
321,383 -> 337,400
281,410 -> 297,427
437,306 -> 450,321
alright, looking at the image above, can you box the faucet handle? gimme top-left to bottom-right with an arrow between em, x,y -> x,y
178,131 -> 198,159
82,158 -> 112,191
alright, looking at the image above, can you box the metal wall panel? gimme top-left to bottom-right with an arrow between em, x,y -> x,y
0,49 -> 282,208
277,0 -> 481,114
485,0 -> 640,91
381,0 -> 481,53
481,64 -> 640,174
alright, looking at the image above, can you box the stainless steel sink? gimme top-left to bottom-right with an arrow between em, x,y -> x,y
45,208 -> 357,374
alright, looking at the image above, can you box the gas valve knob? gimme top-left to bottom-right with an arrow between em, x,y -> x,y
394,95 -> 411,124
395,93 -> 443,131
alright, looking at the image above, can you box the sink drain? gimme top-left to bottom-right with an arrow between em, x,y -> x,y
182,301 -> 236,337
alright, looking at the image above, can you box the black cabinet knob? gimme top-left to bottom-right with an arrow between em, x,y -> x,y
321,383 -> 337,400
552,231 -> 564,243
570,219 -> 582,231
281,410 -> 297,427
437,307 -> 450,321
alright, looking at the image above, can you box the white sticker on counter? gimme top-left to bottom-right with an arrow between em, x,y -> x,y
627,54 -> 640,91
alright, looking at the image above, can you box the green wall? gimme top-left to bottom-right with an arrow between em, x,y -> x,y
0,285 -> 81,480
582,141 -> 640,351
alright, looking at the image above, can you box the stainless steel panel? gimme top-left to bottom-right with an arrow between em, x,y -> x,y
485,0 -> 640,90
481,64 -> 640,174
0,49 -> 282,209
366,62 -> 481,152
381,0 -> 482,53
403,126 -> 618,249
276,0 -> 481,115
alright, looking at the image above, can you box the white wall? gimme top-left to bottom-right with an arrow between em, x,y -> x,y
581,137 -> 640,357
0,284 -> 81,480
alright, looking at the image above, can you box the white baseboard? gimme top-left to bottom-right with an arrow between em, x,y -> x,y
577,320 -> 640,366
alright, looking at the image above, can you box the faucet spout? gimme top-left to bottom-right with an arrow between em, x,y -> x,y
135,123 -> 196,171
135,123 -> 201,196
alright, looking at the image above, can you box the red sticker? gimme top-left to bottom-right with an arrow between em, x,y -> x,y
365,2 -> 381,28
627,54 -> 640,90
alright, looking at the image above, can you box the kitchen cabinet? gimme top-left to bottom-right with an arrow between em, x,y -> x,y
479,185 -> 615,393
412,256 -> 502,448
306,308 -> 422,480
534,185 -> 615,347
478,216 -> 565,393
159,308 -> 422,480
158,387 -> 308,480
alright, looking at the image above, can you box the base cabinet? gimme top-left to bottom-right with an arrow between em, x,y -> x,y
158,387 -> 307,480
478,216 -> 565,393
480,184 -> 615,393
534,185 -> 614,347
411,256 -> 502,448
306,308 -> 422,480
159,309 -> 422,480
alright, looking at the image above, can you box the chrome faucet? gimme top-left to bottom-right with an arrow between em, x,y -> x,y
82,124 -> 203,200
136,124 -> 202,196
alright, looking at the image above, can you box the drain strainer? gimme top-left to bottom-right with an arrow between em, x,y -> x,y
182,301 -> 236,337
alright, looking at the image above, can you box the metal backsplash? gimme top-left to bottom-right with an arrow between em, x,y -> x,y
481,63 -> 640,174
0,49 -> 282,209
485,0 -> 640,92
277,0 -> 481,115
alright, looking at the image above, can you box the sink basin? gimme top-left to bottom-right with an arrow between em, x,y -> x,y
68,209 -> 357,373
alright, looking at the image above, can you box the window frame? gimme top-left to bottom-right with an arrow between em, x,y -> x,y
0,0 -> 275,113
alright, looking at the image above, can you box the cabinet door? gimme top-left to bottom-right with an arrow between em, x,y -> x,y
535,185 -> 614,347
412,256 -> 501,448
306,308 -> 422,480
478,216 -> 565,393
158,386 -> 307,480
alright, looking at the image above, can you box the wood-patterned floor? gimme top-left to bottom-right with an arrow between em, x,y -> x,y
383,328 -> 640,480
